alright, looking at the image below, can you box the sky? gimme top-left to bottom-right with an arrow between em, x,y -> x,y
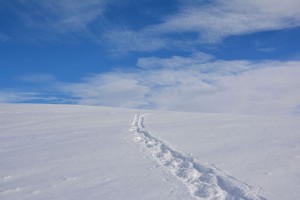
0,0 -> 300,115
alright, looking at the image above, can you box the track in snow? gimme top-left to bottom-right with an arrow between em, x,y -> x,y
130,114 -> 266,200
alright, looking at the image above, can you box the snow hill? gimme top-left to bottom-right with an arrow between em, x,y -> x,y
1,104 -> 300,200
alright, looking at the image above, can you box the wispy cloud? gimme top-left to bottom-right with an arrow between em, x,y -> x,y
137,53 -> 214,69
103,29 -> 167,53
0,32 -> 11,42
2,1 -> 299,115
212,63 -> 300,115
5,1 -> 300,50
0,73 -> 68,104
0,90 -> 73,104
105,0 -> 300,51
0,91 -> 34,103
5,0 -> 108,41
54,58 -> 300,115
137,53 -> 284,75
61,73 -> 150,107
156,0 -> 300,43
3,58 -> 300,115
17,73 -> 56,83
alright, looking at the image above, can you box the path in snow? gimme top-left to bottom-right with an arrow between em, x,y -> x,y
130,114 -> 266,200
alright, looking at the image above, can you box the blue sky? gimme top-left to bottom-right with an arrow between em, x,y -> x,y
0,0 -> 300,115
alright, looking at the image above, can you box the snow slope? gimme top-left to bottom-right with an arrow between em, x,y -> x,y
0,104 -> 300,199
131,114 -> 264,199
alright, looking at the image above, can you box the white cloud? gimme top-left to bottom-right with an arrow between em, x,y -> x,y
138,61 -> 300,115
106,0 -> 300,50
17,73 -> 56,83
103,29 -> 167,53
61,73 -> 150,108
0,91 -> 39,103
0,73 -> 67,104
137,53 -> 214,69
0,90 -> 72,104
156,0 -> 300,42
56,57 -> 300,115
12,0 -> 107,33
7,0 -> 300,49
137,53 -> 285,75
3,57 -> 299,115
0,92 -> 22,103
188,62 -> 300,115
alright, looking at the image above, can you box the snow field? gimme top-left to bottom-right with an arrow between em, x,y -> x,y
0,104 -> 192,200
131,114 -> 265,200
1,104 -> 300,200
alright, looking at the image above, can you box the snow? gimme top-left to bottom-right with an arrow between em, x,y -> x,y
1,104 -> 300,199
131,114 -> 264,199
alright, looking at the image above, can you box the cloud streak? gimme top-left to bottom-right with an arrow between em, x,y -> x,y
2,57 -> 299,115
5,0 -> 108,40
4,0 -> 300,50
105,0 -> 300,51
103,29 -> 167,53
56,58 -> 300,115
137,53 -> 214,69
160,0 -> 300,42
61,73 -> 150,108
17,73 -> 56,83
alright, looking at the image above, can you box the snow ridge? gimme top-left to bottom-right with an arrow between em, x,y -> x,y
130,114 -> 266,200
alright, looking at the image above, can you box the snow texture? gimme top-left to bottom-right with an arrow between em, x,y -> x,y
131,114 -> 265,200
1,104 -> 300,199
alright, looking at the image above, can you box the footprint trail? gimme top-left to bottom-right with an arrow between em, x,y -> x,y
130,114 -> 266,200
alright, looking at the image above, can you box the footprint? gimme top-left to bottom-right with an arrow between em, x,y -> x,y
130,114 -> 265,200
